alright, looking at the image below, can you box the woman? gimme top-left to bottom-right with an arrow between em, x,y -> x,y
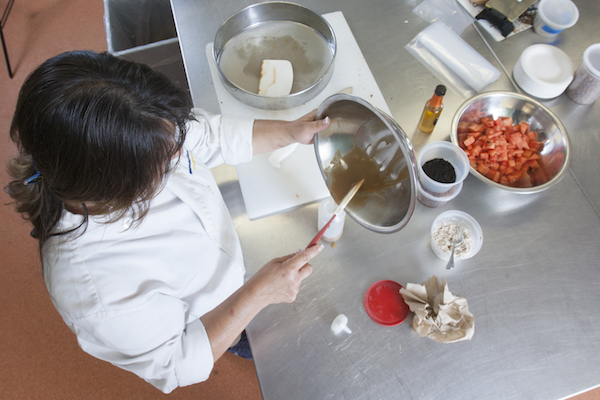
6,50 -> 329,393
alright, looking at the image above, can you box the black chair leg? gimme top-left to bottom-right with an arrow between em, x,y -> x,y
0,28 -> 12,78
1,0 -> 15,79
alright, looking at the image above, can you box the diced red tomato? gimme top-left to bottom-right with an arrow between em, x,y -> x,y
458,117 -> 547,188
463,136 -> 475,147
469,123 -> 485,133
529,140 -> 543,150
528,159 -> 540,170
477,164 -> 490,176
457,122 -> 472,133
519,122 -> 530,135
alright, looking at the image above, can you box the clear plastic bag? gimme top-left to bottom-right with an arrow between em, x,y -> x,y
412,0 -> 474,35
405,21 -> 501,98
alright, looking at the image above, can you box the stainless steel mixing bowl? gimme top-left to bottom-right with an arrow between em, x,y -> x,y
451,91 -> 571,194
213,2 -> 336,110
314,94 -> 418,234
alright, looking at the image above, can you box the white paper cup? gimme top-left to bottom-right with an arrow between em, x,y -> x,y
566,43 -> 600,105
533,0 -> 579,37
418,141 -> 470,195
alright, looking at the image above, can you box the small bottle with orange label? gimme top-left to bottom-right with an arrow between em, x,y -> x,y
418,85 -> 446,133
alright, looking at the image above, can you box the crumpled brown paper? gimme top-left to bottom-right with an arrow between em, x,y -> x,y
399,275 -> 474,343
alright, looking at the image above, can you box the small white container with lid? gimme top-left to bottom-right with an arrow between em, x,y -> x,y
533,0 -> 579,37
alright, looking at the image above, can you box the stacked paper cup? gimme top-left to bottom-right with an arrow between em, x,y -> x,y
566,44 -> 600,105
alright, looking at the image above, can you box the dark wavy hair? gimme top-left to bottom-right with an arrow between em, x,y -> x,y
6,50 -> 193,249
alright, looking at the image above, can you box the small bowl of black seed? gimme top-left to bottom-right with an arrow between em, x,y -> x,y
417,141 -> 470,207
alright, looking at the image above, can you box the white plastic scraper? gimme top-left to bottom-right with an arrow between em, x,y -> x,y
258,59 -> 293,97
268,143 -> 299,168
258,59 -> 297,168
331,314 -> 352,334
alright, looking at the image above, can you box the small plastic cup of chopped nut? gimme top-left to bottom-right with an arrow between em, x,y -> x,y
430,210 -> 483,261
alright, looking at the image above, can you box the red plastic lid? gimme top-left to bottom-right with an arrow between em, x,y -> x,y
364,280 -> 410,326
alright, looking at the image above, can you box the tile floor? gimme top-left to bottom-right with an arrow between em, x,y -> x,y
0,1 -> 598,399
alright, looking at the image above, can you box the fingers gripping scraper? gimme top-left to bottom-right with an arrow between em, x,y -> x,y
258,60 -> 298,168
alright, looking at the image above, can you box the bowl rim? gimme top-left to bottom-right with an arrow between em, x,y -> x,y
313,93 -> 418,234
519,45 -> 573,87
212,1 -> 337,102
450,91 -> 571,194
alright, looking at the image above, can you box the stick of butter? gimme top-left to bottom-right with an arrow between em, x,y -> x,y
258,59 -> 294,97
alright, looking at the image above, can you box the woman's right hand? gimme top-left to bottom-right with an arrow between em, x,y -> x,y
200,243 -> 324,361
246,244 -> 324,306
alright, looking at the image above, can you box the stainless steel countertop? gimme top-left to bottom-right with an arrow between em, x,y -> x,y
171,0 -> 600,398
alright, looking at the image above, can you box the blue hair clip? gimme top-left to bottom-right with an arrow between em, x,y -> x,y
24,162 -> 42,185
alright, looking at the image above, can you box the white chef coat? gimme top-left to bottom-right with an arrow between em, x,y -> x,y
43,109 -> 255,394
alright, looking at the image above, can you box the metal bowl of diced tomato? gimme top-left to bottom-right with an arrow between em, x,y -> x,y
450,91 -> 571,194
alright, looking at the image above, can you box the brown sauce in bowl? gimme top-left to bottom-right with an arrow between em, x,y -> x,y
326,143 -> 409,209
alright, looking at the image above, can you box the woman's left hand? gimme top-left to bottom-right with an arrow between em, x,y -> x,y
252,110 -> 330,154
286,110 -> 330,145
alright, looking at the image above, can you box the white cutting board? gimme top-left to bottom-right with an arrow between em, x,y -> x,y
206,11 -> 391,220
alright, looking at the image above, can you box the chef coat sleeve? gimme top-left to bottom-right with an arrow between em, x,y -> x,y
184,108 -> 254,168
72,292 -> 214,394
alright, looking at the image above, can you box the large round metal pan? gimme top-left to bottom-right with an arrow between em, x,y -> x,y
213,2 -> 336,110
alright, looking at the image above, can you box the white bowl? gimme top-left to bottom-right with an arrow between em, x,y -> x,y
513,44 -> 574,99
430,210 -> 483,261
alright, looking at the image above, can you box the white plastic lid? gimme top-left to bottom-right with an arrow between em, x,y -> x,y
583,43 -> 600,80
538,0 -> 579,30
514,44 -> 574,99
